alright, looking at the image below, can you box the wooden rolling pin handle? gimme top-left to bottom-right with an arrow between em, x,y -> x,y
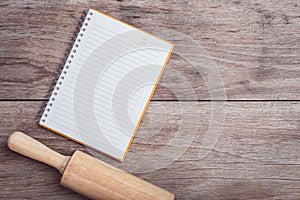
7,131 -> 70,174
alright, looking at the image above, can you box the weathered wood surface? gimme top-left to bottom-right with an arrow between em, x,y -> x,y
1,0 -> 300,199
1,101 -> 300,199
0,0 -> 300,100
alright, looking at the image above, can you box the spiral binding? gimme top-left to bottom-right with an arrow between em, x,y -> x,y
38,10 -> 93,123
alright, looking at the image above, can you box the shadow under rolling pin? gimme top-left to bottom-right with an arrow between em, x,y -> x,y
7,131 -> 174,200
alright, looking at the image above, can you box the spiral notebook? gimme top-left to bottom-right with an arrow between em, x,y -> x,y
39,9 -> 174,161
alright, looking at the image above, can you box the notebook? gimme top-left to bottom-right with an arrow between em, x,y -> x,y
39,9 -> 174,161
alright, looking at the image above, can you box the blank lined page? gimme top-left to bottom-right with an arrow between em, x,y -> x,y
39,8 -> 174,161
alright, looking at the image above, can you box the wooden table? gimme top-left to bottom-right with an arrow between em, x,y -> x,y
1,0 -> 300,199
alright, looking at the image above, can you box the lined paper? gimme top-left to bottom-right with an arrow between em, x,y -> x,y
39,9 -> 174,161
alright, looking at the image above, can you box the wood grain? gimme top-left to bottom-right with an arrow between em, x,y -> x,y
0,101 -> 299,199
61,151 -> 174,200
1,0 -> 300,199
7,131 -> 174,200
7,131 -> 71,174
0,0 -> 300,100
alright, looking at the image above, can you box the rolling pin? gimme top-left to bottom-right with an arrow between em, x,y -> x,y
7,131 -> 174,200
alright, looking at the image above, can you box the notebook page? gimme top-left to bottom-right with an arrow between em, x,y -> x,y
39,9 -> 174,161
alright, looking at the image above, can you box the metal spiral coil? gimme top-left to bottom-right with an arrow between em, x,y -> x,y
38,10 -> 93,123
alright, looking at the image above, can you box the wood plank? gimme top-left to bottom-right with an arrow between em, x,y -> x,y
1,0 -> 300,100
1,101 -> 299,199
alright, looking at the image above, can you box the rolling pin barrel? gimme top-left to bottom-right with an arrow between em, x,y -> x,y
7,131 -> 174,200
61,150 -> 174,200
